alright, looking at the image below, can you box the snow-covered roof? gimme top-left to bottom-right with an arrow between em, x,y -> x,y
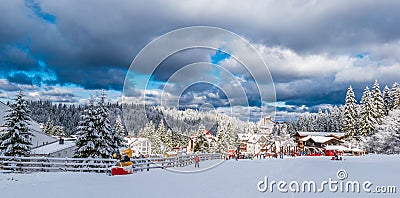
324,145 -> 351,151
0,101 -> 57,148
237,133 -> 251,141
247,134 -> 269,144
125,137 -> 150,146
351,148 -> 364,152
300,136 -> 336,143
31,140 -> 75,155
296,132 -> 346,138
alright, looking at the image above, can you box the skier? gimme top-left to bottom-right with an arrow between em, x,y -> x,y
194,155 -> 200,168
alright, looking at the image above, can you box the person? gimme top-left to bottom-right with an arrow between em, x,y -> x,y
194,155 -> 200,168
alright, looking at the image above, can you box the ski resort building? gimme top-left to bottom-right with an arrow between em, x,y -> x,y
30,138 -> 76,158
237,133 -> 251,153
125,136 -> 152,156
293,132 -> 347,153
246,134 -> 272,154
256,116 -> 274,134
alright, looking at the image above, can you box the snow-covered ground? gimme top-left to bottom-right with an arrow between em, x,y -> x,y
0,155 -> 399,198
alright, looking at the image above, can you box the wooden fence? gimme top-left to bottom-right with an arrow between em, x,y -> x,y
0,153 -> 221,173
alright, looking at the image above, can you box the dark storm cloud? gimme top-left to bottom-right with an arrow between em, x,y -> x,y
51,66 -> 127,90
1,0 -> 400,110
7,72 -> 42,86
151,48 -> 212,82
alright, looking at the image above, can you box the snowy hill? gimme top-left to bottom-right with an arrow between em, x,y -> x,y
0,101 -> 56,148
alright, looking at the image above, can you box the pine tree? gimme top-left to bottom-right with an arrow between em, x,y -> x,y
171,130 -> 179,148
360,86 -> 375,136
194,125 -> 209,153
215,128 -> 227,154
52,126 -> 64,137
43,117 -> 54,136
0,90 -> 33,156
112,118 -> 125,152
372,80 -> 384,125
96,91 -> 115,158
153,120 -> 166,154
364,109 -> 400,154
392,82 -> 400,109
115,115 -> 125,136
74,96 -> 102,158
164,129 -> 173,151
142,121 -> 156,154
343,86 -> 358,139
226,123 -> 238,150
383,85 -> 393,116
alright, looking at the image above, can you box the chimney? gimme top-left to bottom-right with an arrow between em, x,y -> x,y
59,138 -> 64,145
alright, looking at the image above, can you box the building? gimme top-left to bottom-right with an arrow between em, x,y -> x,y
256,116 -> 275,134
125,136 -> 152,156
293,132 -> 346,153
237,133 -> 251,153
30,138 -> 76,158
246,134 -> 272,155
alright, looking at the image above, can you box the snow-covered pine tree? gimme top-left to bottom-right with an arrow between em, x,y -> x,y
194,125 -> 209,153
115,115 -> 125,136
96,91 -> 114,158
111,115 -> 125,151
392,82 -> 400,109
43,117 -> 54,135
171,130 -> 179,148
383,85 -> 393,116
372,80 -> 384,125
74,96 -> 102,158
142,121 -> 156,154
364,109 -> 400,154
52,125 -> 64,137
331,106 -> 343,132
343,86 -> 358,139
226,123 -> 238,150
164,129 -> 173,151
360,86 -> 376,136
153,120 -> 165,154
0,90 -> 33,156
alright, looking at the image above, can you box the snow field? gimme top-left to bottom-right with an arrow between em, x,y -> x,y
0,155 -> 399,198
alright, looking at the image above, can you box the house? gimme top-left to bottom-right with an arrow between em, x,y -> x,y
246,134 -> 273,155
292,131 -> 348,154
234,117 -> 277,155
256,116 -> 275,134
125,136 -> 152,156
293,131 -> 346,151
0,101 -> 57,148
187,130 -> 217,153
237,133 -> 251,153
30,138 -> 76,158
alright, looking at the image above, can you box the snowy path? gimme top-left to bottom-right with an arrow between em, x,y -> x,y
0,155 -> 399,198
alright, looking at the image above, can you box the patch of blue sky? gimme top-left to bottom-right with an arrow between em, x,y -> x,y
146,76 -> 166,90
210,49 -> 231,64
355,52 -> 369,59
127,72 -> 153,90
25,0 -> 57,24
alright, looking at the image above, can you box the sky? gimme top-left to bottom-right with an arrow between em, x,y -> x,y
1,0 -> 400,121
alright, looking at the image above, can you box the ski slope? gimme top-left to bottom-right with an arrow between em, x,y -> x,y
0,155 -> 398,198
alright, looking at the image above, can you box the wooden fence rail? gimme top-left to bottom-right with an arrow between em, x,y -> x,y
0,153 -> 222,173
